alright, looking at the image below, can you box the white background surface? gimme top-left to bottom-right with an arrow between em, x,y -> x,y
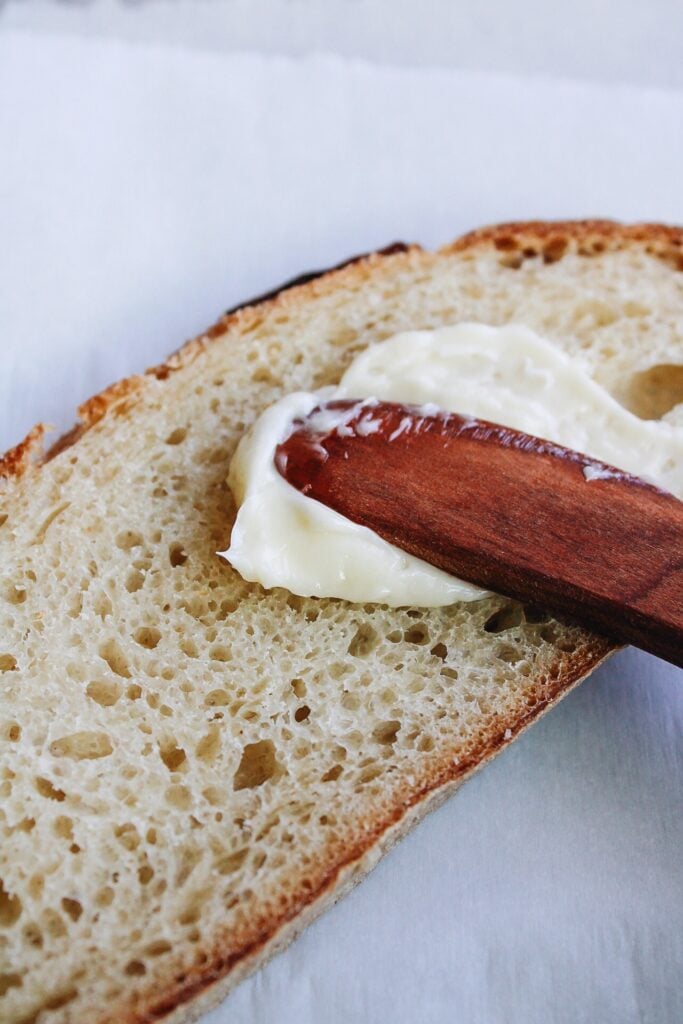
1,29 -> 682,1024
4,0 -> 683,91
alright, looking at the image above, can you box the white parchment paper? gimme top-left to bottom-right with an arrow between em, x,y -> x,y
1,32 -> 681,1024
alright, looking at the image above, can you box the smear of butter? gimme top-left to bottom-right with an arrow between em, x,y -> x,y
222,323 -> 683,606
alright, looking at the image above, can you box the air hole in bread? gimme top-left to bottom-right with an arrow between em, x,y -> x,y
28,875 -> 44,900
180,639 -> 199,659
0,880 -> 22,926
196,726 -> 221,763
177,893 -> 207,927
251,366 -> 279,386
125,961 -> 146,977
540,624 -> 561,644
169,543 -> 188,567
233,740 -> 279,791
372,720 -> 400,745
215,848 -> 248,875
41,986 -> 79,1011
340,692 -> 360,712
66,663 -> 84,682
23,923 -> 43,948
403,623 -> 430,645
50,732 -> 113,761
290,678 -> 306,698
165,785 -> 192,810
115,530 -> 144,551
86,680 -> 121,707
347,624 -> 378,657
93,592 -> 113,619
175,846 -> 202,887
252,850 -> 267,872
61,898 -> 82,923
33,502 -> 70,544
217,598 -> 238,620
138,865 -> 154,886
165,427 -> 188,445
523,605 -> 550,624
53,817 -> 74,841
145,940 -> 172,957
573,299 -> 618,329
621,363 -> 683,420
0,972 -> 22,996
2,722 -> 21,741
204,688 -> 229,708
484,602 -> 525,633
0,655 -> 17,672
35,777 -> 65,802
125,569 -> 145,593
159,742 -> 186,772
99,639 -> 131,678
2,582 -> 27,605
496,643 -> 524,665
134,627 -> 161,650
95,887 -> 114,908
329,661 -> 352,679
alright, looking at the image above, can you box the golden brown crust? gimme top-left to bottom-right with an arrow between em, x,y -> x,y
222,241 -> 413,316
10,218 -> 681,476
0,423 -> 48,480
445,218 -> 683,269
2,219 -> 675,1023
40,244 -> 420,463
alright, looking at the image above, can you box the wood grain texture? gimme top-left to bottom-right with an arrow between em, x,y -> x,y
277,401 -> 683,667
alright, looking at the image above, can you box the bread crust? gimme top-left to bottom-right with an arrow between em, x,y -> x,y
447,218 -> 683,267
2,219 -> 675,1023
3,219 -> 680,480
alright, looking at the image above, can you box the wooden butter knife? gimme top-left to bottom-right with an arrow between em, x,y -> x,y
275,400 -> 683,668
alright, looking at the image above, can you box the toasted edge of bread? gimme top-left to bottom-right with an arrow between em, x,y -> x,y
3,219 -> 682,482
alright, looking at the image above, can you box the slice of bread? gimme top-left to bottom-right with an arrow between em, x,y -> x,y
1,220 -> 682,1024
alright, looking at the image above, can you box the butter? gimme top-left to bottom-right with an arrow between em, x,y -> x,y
222,323 -> 683,606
